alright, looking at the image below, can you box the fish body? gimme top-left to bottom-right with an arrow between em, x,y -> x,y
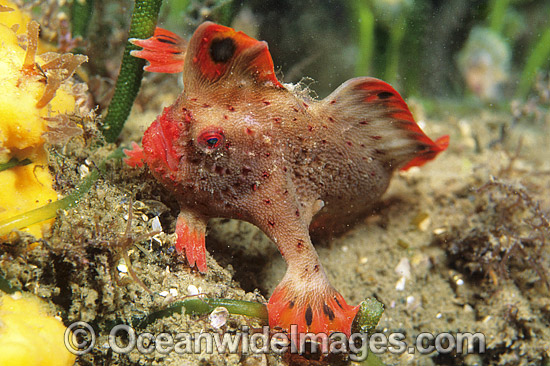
126,22 -> 449,336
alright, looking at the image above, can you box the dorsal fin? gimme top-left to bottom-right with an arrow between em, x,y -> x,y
317,77 -> 449,170
130,27 -> 187,73
183,22 -> 283,89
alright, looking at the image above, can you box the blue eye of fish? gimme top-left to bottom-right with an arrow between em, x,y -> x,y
198,128 -> 224,150
206,137 -> 219,146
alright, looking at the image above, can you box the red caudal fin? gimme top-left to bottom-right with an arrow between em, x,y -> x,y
175,212 -> 207,273
317,77 -> 449,171
130,27 -> 187,73
399,134 -> 449,170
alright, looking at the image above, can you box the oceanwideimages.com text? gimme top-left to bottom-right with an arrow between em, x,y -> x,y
65,322 -> 486,361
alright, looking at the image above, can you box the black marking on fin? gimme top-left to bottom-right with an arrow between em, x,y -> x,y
377,91 -> 394,99
334,296 -> 343,309
305,305 -> 313,326
158,37 -> 176,44
323,303 -> 335,321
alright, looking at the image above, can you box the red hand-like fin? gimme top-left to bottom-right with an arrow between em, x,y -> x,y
175,212 -> 207,273
319,77 -> 448,170
184,21 -> 283,88
267,282 -> 359,339
130,27 -> 187,73
123,141 -> 145,167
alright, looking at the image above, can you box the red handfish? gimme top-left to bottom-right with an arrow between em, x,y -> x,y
125,22 -> 449,337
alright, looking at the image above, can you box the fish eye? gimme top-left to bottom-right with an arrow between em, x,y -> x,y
197,128 -> 224,150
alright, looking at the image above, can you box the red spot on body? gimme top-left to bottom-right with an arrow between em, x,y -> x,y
273,117 -> 281,123
328,116 -> 335,123
308,125 -> 313,132
263,100 -> 271,105
264,199 -> 271,204
303,102 -> 309,108
252,183 -> 258,191
346,141 -> 352,146
262,171 -> 270,178
370,135 -> 382,140
330,100 -> 337,104
228,105 -> 235,112
245,127 -> 254,135
268,219 -> 275,227
359,120 -> 369,125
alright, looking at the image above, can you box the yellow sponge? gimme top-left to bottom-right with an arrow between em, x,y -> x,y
0,0 -> 31,35
0,291 -> 76,366
0,8 -> 77,238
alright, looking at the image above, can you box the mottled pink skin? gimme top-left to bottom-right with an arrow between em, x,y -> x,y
126,22 -> 448,336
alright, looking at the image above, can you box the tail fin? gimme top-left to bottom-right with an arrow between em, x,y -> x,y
317,77 -> 449,170
130,27 -> 187,73
400,134 -> 449,170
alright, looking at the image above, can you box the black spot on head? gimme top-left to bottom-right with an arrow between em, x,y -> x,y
378,91 -> 394,99
209,37 -> 236,63
305,306 -> 313,326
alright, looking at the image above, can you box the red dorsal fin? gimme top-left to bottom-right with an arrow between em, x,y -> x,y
183,21 -> 283,89
130,27 -> 187,73
317,77 -> 448,170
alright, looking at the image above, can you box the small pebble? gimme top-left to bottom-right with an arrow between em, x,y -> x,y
187,284 -> 203,297
78,164 -> 89,178
395,257 -> 411,278
151,216 -> 162,232
209,307 -> 229,329
117,260 -> 128,273
395,276 -> 406,291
